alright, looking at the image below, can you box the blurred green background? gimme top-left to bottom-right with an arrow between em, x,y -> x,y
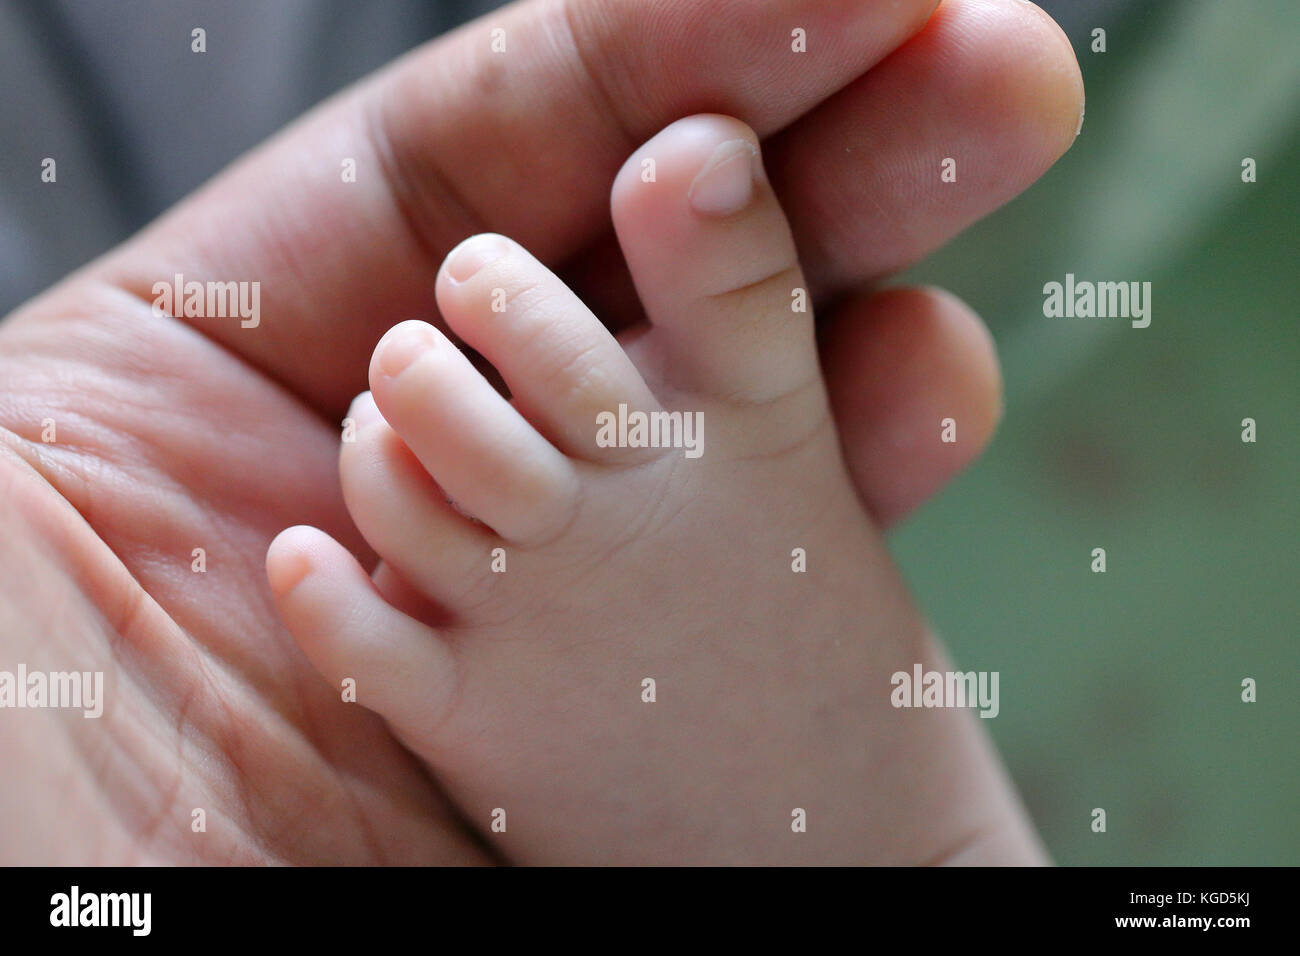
895,0 -> 1299,864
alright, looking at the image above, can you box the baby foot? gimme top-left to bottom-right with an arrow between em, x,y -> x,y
267,115 -> 1042,865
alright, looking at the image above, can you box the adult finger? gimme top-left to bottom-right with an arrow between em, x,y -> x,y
821,285 -> 1004,528
94,0 -> 940,414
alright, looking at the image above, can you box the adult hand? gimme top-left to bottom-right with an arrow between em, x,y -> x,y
0,0 -> 1080,862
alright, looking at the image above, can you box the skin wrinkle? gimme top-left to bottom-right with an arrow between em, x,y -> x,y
0,297 -> 466,865
126,681 -> 192,857
18,296 -> 321,557
362,87 -> 488,309
559,0 -> 643,162
60,660 -> 181,860
4,301 -> 350,706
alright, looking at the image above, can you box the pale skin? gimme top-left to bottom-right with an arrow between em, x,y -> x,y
266,115 -> 1045,864
0,0 -> 1080,863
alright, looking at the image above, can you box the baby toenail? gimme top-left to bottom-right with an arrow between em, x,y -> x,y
267,546 -> 314,596
377,323 -> 437,377
445,233 -> 511,282
688,139 -> 762,217
346,390 -> 382,429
